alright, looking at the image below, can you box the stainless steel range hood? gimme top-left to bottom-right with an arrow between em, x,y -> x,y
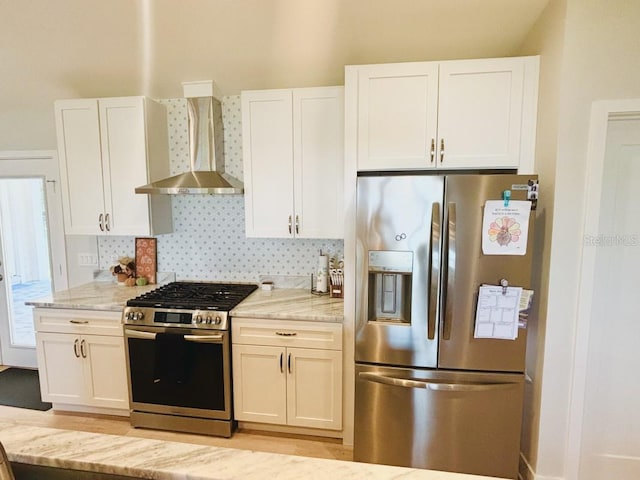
136,96 -> 243,195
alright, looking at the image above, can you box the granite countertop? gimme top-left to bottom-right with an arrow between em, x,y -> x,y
24,281 -> 160,312
230,288 -> 344,323
0,422 -> 501,480
25,280 -> 343,323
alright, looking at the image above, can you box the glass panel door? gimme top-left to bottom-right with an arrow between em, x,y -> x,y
0,178 -> 53,358
0,151 -> 68,368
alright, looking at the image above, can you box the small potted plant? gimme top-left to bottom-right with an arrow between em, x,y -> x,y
110,256 -> 136,284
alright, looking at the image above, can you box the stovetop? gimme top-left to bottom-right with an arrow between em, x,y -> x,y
126,282 -> 258,311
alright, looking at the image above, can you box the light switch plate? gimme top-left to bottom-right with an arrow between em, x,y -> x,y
78,253 -> 98,267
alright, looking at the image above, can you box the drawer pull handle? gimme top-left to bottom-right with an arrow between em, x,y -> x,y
69,319 -> 89,324
275,332 -> 297,337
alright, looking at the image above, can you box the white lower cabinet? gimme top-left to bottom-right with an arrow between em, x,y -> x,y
232,319 -> 342,431
34,309 -> 129,413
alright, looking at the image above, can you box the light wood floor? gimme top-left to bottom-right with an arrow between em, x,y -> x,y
0,367 -> 352,462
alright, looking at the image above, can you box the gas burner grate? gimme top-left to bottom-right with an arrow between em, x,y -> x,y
127,282 -> 258,311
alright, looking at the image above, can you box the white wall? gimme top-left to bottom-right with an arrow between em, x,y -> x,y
0,0 -> 549,151
516,0 -> 567,477
520,1 -> 640,478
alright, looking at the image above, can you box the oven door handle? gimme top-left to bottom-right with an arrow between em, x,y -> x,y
184,334 -> 224,343
125,329 -> 156,339
124,329 -> 224,343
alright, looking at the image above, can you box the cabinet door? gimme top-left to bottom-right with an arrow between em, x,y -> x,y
242,90 -> 294,238
286,348 -> 342,430
293,87 -> 344,239
98,97 -> 152,235
357,62 -> 439,171
232,344 -> 287,424
35,332 -> 85,405
82,335 -> 129,409
54,99 -> 105,235
437,58 -> 524,169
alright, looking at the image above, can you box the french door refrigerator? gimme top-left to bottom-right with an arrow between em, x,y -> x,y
354,173 -> 538,479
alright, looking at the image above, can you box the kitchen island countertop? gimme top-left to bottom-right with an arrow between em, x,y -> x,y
0,421 -> 502,480
230,288 -> 343,323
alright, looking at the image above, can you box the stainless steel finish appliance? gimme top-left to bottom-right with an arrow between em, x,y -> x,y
354,174 -> 537,479
123,282 -> 257,437
135,96 -> 244,195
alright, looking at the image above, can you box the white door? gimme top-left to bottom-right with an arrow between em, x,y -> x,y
55,99 -> 105,235
577,116 -> 640,479
286,347 -> 342,430
293,87 -> 344,239
0,151 -> 68,368
98,97 -> 151,236
437,57 -> 524,169
35,332 -> 84,404
232,344 -> 287,424
242,90 -> 294,238
83,334 -> 128,409
356,62 -> 439,171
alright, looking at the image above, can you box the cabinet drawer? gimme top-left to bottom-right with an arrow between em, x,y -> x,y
34,308 -> 123,336
231,319 -> 342,351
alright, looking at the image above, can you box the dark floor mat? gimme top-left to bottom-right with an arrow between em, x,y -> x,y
0,368 -> 52,411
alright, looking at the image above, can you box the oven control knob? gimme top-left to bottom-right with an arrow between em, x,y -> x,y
205,315 -> 213,324
134,311 -> 144,321
195,314 -> 203,323
214,316 -> 222,325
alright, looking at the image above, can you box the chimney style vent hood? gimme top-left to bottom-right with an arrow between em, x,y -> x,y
136,94 -> 243,195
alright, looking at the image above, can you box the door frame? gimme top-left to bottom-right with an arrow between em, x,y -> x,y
566,99 -> 640,480
0,150 -> 68,367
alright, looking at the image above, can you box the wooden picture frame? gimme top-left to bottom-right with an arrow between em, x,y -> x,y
135,237 -> 157,284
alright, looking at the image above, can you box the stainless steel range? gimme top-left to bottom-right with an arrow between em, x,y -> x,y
122,281 -> 257,437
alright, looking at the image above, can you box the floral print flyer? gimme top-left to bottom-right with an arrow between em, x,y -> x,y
482,200 -> 531,255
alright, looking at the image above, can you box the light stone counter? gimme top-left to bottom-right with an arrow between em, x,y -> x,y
24,281 -> 161,312
230,288 -> 344,323
0,422 -> 502,480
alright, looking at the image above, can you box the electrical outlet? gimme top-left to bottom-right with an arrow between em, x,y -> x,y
78,253 -> 99,267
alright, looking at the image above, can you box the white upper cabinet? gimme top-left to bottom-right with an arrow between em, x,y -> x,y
357,62 -> 439,170
55,96 -> 173,236
351,56 -> 539,172
242,86 -> 344,239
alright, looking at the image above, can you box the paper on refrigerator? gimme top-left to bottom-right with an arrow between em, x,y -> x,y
474,285 -> 522,340
482,200 -> 531,255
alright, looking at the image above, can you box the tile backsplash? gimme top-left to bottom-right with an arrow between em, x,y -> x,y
97,96 -> 343,282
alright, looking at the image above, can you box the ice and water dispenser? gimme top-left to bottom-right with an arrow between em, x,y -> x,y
367,251 -> 413,324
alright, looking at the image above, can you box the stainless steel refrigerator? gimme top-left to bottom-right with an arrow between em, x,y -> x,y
354,173 -> 538,479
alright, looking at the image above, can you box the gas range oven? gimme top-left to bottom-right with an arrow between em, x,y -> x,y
122,281 -> 257,437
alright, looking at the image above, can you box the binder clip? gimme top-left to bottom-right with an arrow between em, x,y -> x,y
500,278 -> 509,295
502,190 -> 511,207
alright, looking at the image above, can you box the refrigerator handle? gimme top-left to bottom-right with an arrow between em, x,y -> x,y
442,202 -> 456,341
428,202 -> 440,340
359,372 -> 516,392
